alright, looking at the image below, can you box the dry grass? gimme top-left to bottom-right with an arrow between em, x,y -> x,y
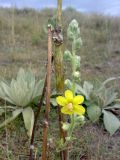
0,7 -> 120,159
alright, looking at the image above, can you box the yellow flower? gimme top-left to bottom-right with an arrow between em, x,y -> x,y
56,90 -> 85,115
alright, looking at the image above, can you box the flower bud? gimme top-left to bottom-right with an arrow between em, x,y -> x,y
73,71 -> 80,78
77,115 -> 85,121
75,115 -> 85,125
64,50 -> 72,61
64,79 -> 72,89
64,79 -> 71,86
62,122 -> 70,131
65,136 -> 71,141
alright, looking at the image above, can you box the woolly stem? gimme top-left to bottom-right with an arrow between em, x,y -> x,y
54,0 -> 68,159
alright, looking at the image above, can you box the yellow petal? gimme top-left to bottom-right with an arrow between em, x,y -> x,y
65,90 -> 73,102
56,96 -> 67,106
73,95 -> 84,105
61,106 -> 74,115
74,105 -> 85,115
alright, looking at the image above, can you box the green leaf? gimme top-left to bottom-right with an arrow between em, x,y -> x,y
0,68 -> 44,107
104,104 -> 120,109
0,83 -> 6,99
102,76 -> 120,86
33,79 -> 44,98
67,19 -> 80,40
22,107 -> 34,138
50,98 -> 57,106
0,109 -> 23,128
48,17 -> 57,29
77,81 -> 93,100
0,108 -> 4,116
1,81 -> 11,98
32,96 -> 39,105
76,84 -> 85,94
64,79 -> 73,90
73,38 -> 82,50
74,56 -> 81,70
87,105 -> 102,122
98,76 -> 120,92
103,88 -> 117,107
103,110 -> 120,135
0,82 -> 14,104
83,81 -> 93,99
64,50 -> 72,61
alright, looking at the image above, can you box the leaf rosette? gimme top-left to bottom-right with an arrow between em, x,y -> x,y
0,68 -> 44,137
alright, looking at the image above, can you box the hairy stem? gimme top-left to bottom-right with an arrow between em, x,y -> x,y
54,0 -> 68,159
71,38 -> 76,95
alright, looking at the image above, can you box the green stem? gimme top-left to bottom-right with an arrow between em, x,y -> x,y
71,38 -> 76,95
68,115 -> 75,138
54,1 -> 68,159
72,39 -> 76,73
59,115 -> 75,151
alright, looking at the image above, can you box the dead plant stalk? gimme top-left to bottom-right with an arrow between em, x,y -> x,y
41,26 -> 52,160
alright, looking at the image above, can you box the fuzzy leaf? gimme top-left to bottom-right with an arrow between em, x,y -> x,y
33,79 -> 44,98
103,88 -> 117,107
48,17 -> 57,29
76,85 -> 86,95
103,110 -> 120,135
83,81 -> 93,99
102,76 -> 120,86
0,83 -> 6,99
0,82 -> 14,104
67,19 -> 80,40
74,56 -> 81,70
0,109 -> 4,116
73,38 -> 82,50
64,50 -> 72,61
22,107 -> 34,138
77,81 -> 93,100
0,109 -> 23,128
0,68 -> 44,107
104,104 -> 120,109
50,98 -> 57,106
64,79 -> 73,90
87,105 -> 102,122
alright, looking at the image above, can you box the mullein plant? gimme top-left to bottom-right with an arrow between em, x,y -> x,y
57,19 -> 120,138
0,68 -> 44,138
76,78 -> 120,135
56,19 -> 120,153
56,20 -> 85,150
